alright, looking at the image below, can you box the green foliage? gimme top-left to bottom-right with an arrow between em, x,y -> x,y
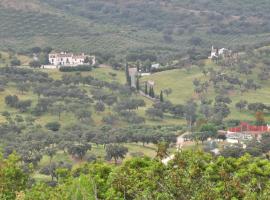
0,153 -> 29,200
45,122 -> 61,131
29,60 -> 41,68
2,0 -> 270,57
2,150 -> 270,199
10,58 -> 21,66
199,123 -> 218,138
105,144 -> 128,164
160,90 -> 164,102
59,65 -> 92,72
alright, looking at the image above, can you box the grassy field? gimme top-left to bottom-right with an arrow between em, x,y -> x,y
142,65 -> 270,122
142,67 -> 204,104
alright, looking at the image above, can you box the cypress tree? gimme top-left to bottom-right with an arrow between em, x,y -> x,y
145,83 -> 148,94
125,63 -> 131,86
136,60 -> 140,72
129,79 -> 132,87
160,91 -> 164,102
136,77 -> 140,91
149,86 -> 152,97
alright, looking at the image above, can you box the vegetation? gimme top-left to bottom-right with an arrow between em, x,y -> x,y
59,65 -> 92,72
2,150 -> 270,199
2,1 -> 270,199
1,0 -> 270,59
142,47 -> 270,122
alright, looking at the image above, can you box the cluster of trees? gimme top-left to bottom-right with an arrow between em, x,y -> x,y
2,150 -> 270,199
145,100 -> 198,124
144,83 -> 155,98
27,47 -> 53,68
5,95 -> 32,112
0,122 -> 178,182
0,64 -> 172,128
126,52 -> 157,62
235,101 -> 270,113
0,67 -> 51,83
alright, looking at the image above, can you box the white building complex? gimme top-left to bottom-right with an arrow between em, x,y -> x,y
48,52 -> 96,67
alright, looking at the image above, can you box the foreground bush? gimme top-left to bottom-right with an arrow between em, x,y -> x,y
2,150 -> 270,199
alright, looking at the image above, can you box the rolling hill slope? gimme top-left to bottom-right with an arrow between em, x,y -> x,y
1,0 -> 270,56
142,60 -> 270,122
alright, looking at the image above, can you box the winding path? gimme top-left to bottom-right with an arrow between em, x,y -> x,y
162,132 -> 190,165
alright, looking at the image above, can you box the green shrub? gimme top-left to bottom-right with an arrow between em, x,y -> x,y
59,65 -> 92,72
45,122 -> 61,131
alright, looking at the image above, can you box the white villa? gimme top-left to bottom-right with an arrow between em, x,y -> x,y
48,52 -> 96,67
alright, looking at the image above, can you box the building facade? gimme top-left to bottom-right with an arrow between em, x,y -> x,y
49,52 -> 95,67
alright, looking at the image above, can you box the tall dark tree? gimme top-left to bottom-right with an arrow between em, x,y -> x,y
149,86 -> 155,98
136,60 -> 140,71
148,86 -> 152,97
125,63 -> 131,86
136,77 -> 140,91
152,87 -> 155,98
160,91 -> 164,102
144,83 -> 148,95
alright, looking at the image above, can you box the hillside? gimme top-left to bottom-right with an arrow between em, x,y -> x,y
142,46 -> 270,122
0,64 -> 183,180
2,1 -> 270,199
1,0 -> 270,57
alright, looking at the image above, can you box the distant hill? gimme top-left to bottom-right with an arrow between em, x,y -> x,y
1,0 -> 270,57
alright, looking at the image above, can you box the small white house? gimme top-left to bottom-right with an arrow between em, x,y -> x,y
151,63 -> 160,69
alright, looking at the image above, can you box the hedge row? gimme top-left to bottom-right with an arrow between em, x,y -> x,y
150,66 -> 179,73
59,65 -> 92,72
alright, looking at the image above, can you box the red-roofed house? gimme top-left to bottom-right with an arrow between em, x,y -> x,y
228,122 -> 270,135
